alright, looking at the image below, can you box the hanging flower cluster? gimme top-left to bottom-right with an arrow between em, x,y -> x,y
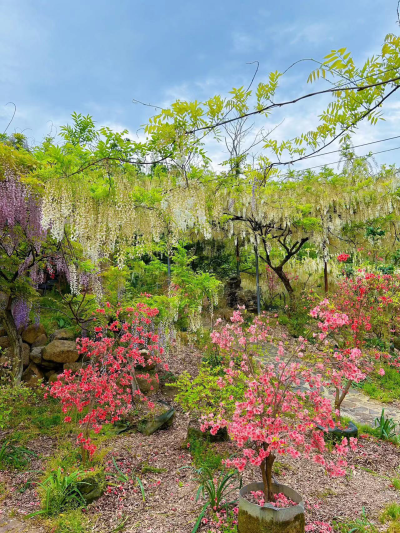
42,172 -> 217,263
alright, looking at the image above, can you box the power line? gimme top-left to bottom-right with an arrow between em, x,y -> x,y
281,145 -> 400,176
295,134 -> 400,161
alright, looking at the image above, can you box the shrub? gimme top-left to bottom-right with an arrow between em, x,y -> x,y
202,309 -> 354,502
31,468 -> 86,517
50,303 -> 167,461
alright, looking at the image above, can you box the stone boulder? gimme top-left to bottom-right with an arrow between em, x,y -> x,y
0,336 -> 10,349
22,362 -> 44,387
137,402 -> 175,436
45,370 -> 59,383
22,343 -> 30,367
22,324 -> 46,345
30,346 -> 44,364
63,362 -> 82,372
136,372 -> 160,395
51,329 -> 75,341
42,340 -> 79,364
77,472 -> 105,503
225,275 -> 242,308
237,289 -> 258,314
393,337 -> 400,352
31,334 -> 48,348
136,349 -> 157,371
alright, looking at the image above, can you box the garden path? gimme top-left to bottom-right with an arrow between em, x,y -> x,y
0,515 -> 44,533
261,343 -> 400,428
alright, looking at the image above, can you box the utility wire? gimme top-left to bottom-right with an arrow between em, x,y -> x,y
293,134 -> 400,161
280,145 -> 400,176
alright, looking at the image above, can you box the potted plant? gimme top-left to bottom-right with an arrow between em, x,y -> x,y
201,310 -> 354,533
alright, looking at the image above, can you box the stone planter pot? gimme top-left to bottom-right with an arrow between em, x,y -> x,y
317,421 -> 358,441
238,481 -> 305,533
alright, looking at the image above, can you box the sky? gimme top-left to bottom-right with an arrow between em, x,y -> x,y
1,0 -> 400,172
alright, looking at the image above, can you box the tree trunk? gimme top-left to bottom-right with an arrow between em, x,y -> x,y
254,244 -> 261,315
236,238 -> 240,277
167,252 -> 171,289
0,298 -> 23,384
272,266 -> 294,297
334,380 -> 352,422
261,453 -> 276,501
324,261 -> 329,294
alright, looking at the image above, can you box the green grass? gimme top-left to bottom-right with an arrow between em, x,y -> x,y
187,434 -> 227,471
361,365 -> 400,403
381,503 -> 400,523
0,441 -> 37,470
334,508 -> 378,532
392,476 -> 400,491
45,509 -> 93,533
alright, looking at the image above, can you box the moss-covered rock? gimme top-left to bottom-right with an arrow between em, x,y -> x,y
77,471 -> 105,504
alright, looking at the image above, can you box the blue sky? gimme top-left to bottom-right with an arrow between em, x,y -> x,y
1,0 -> 400,171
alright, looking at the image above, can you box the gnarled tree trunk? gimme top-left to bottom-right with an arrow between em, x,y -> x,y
0,296 -> 23,384
261,452 -> 276,501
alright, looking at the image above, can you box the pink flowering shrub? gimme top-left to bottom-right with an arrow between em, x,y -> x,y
202,310 -> 354,502
310,271 -> 400,418
337,254 -> 351,263
50,303 -> 167,462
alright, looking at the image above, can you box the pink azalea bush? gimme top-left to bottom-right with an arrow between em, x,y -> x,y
201,310 -> 355,502
49,303 -> 167,461
310,271 -> 400,418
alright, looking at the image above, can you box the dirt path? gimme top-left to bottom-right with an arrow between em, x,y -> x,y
0,515 -> 44,533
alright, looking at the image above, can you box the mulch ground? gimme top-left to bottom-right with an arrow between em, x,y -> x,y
1,339 -> 400,532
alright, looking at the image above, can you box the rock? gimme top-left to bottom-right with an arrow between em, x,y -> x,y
46,371 -> 59,383
22,362 -> 44,387
137,402 -> 175,436
237,289 -> 258,314
63,362 -> 82,372
30,346 -> 43,364
42,340 -> 79,363
136,372 -> 160,395
39,360 -> 60,370
77,472 -> 105,503
31,333 -> 48,348
226,275 -> 242,308
51,329 -> 76,341
187,418 -> 229,443
393,337 -> 400,351
136,349 -> 157,371
22,324 -> 46,345
22,343 -> 30,367
0,336 -> 10,349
